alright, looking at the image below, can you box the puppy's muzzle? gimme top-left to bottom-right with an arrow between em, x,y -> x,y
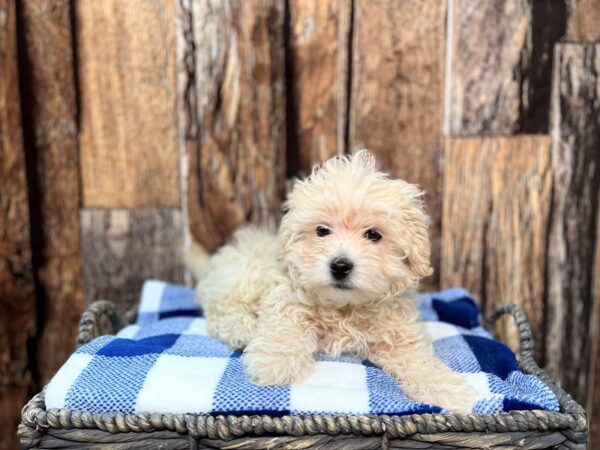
330,257 -> 354,281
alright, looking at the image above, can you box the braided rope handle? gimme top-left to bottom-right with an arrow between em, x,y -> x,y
76,300 -> 128,347
489,303 -> 587,423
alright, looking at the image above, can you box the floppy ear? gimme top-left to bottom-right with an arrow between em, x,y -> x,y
394,180 -> 433,280
405,209 -> 433,279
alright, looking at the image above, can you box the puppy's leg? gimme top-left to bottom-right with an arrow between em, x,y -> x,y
369,325 -> 478,413
205,309 -> 257,350
196,227 -> 279,349
243,285 -> 317,385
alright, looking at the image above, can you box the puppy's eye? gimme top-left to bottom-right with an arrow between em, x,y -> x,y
364,229 -> 382,242
316,226 -> 331,237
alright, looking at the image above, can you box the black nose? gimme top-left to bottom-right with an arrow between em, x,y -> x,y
330,257 -> 354,280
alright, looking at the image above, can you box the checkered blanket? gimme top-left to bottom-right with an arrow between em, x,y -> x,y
45,280 -> 559,416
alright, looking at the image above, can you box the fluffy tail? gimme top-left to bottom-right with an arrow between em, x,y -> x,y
184,241 -> 210,281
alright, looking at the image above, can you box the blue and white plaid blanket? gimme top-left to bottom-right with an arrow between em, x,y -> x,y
45,280 -> 559,416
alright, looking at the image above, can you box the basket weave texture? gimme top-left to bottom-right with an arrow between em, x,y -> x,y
18,301 -> 588,449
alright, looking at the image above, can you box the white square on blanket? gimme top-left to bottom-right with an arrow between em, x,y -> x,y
423,321 -> 461,341
290,361 -> 369,414
45,353 -> 94,408
139,280 -> 166,313
461,372 -> 492,397
135,354 -> 228,414
117,325 -> 140,339
182,318 -> 207,336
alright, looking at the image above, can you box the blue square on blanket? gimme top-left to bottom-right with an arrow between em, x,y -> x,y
432,296 -> 480,329
98,334 -> 179,357
166,335 -> 232,358
159,284 -> 198,311
65,354 -> 158,413
463,335 -> 518,379
433,335 -> 481,373
134,318 -> 196,339
364,362 -> 441,414
76,335 -> 117,355
212,351 -> 291,416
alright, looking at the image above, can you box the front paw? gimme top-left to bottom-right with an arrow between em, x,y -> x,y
243,346 -> 314,386
428,383 -> 478,413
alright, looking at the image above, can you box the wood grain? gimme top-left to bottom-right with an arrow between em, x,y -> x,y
447,0 -> 529,134
287,0 -> 350,174
589,213 -> 600,448
77,0 -> 180,208
178,0 -> 286,252
349,0 -> 446,289
81,209 -> 184,314
567,0 -> 600,42
19,0 -> 84,389
545,43 -> 600,405
447,0 -> 566,134
0,1 -> 35,447
441,137 -> 552,358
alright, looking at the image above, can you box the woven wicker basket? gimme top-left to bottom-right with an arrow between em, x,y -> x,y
19,301 -> 588,449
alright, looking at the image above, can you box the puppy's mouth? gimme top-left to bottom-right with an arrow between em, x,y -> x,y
332,281 -> 353,290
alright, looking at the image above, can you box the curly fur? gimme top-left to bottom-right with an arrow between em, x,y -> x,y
190,150 -> 478,412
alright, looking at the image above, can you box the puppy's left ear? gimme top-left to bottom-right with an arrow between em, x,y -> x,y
405,208 -> 433,279
396,181 -> 433,280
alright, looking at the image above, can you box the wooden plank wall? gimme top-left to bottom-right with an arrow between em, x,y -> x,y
18,0 -> 85,394
2,0 -> 600,448
178,0 -> 287,253
442,137 -> 552,358
0,0 -> 36,444
349,0 -> 447,289
547,41 -> 600,433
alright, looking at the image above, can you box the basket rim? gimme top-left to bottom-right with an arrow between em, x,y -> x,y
18,302 -> 588,447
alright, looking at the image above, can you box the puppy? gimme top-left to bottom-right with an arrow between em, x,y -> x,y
190,150 -> 477,412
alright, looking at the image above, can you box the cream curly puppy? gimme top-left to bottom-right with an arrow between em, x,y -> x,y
189,150 -> 477,412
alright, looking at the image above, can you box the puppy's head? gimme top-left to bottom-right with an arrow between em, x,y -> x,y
280,150 -> 432,307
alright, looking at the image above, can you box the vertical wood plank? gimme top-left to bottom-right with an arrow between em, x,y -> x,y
589,217 -> 600,447
447,0 -> 529,134
178,0 -> 286,252
567,0 -> 600,42
546,43 -> 600,405
349,0 -> 447,289
77,0 -> 180,208
81,209 -> 184,314
0,1 -> 35,447
447,0 -> 566,134
441,137 -> 552,358
287,0 -> 350,174
19,0 -> 84,385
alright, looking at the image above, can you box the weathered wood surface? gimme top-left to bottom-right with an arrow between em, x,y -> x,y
447,0 -> 566,134
18,0 -> 85,388
77,0 -> 180,208
567,0 -> 600,42
0,1 -> 35,448
81,209 -> 184,314
447,0 -> 529,134
545,43 -> 600,406
590,224 -> 600,448
349,0 -> 446,289
178,0 -> 286,252
286,0 -> 350,175
441,137 -> 552,357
